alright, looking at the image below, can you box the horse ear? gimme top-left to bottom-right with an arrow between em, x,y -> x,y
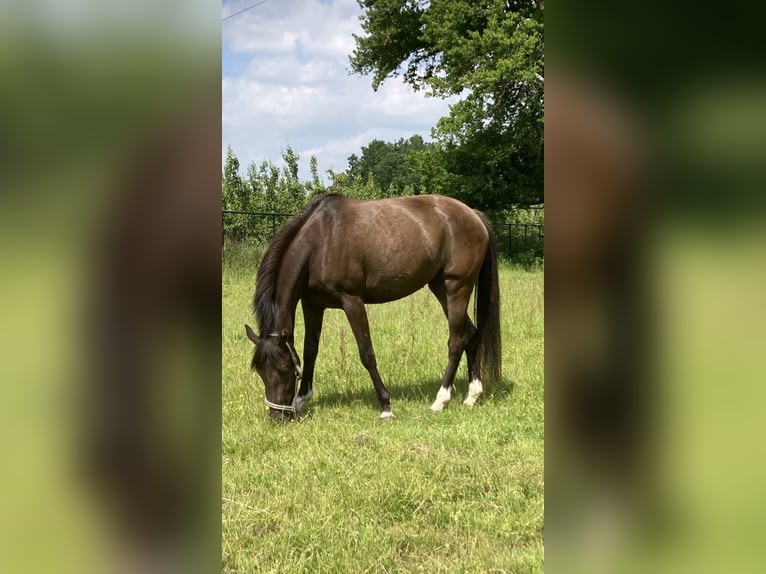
245,324 -> 259,344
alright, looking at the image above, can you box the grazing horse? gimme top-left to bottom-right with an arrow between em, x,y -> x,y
245,193 -> 501,421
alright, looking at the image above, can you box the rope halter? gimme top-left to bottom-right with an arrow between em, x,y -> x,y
263,334 -> 302,414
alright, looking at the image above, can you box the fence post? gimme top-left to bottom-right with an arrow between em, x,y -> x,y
508,223 -> 512,257
271,214 -> 276,238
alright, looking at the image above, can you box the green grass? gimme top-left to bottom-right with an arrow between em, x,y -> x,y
222,252 -> 544,572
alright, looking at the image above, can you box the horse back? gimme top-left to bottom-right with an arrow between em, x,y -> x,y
302,194 -> 488,304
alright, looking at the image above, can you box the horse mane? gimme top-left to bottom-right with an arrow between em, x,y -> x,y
254,193 -> 341,335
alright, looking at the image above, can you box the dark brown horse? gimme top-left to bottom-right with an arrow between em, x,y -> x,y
245,193 -> 501,421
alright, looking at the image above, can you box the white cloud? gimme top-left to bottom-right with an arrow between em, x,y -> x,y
222,0 -> 458,182
224,0 -> 359,59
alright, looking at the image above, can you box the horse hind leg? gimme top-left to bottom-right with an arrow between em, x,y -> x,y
428,279 -> 452,411
429,280 -> 474,412
463,321 -> 483,407
428,279 -> 482,409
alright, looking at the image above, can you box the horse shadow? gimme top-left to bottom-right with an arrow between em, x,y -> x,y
312,376 -> 516,411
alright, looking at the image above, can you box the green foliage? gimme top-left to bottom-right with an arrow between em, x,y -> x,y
327,168 -> 381,200
222,146 -> 251,241
407,141 -> 455,196
490,204 -> 544,226
308,155 -> 325,198
350,0 -> 544,209
223,143 -> 544,264
347,135 -> 427,195
222,146 -> 327,243
485,206 -> 544,266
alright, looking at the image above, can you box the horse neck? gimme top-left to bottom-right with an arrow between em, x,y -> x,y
273,241 -> 308,341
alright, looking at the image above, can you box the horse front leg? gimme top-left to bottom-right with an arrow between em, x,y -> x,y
296,301 -> 324,413
341,295 -> 393,419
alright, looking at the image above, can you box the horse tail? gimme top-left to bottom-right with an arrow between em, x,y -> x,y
474,211 -> 502,384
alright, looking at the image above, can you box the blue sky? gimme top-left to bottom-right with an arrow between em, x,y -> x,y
222,0 -> 458,183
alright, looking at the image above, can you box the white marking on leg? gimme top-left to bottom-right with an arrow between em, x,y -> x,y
379,410 -> 394,420
430,386 -> 452,412
463,379 -> 483,406
295,389 -> 313,413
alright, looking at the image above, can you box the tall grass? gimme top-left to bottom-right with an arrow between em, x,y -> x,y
222,247 -> 544,572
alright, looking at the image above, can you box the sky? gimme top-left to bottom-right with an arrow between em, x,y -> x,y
222,0 -> 458,183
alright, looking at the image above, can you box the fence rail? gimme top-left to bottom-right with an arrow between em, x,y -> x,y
493,222 -> 544,262
222,210 -> 543,262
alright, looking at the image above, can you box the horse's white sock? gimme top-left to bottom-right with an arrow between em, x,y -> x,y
430,386 -> 452,412
463,379 -> 483,406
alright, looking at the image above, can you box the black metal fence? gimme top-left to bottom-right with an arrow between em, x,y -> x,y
493,221 -> 544,263
222,210 -> 543,262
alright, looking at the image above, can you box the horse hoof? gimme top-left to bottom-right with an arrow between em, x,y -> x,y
379,410 -> 394,421
295,390 -> 313,413
463,379 -> 483,407
430,386 -> 452,412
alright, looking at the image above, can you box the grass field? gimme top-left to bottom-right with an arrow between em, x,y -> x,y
222,247 -> 544,572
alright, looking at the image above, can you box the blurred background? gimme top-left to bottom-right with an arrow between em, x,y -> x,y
0,1 -> 220,572
547,2 -> 766,573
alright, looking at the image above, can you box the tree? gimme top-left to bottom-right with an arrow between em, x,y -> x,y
347,135 -> 428,195
278,145 -> 306,212
222,146 -> 246,210
222,146 -> 251,240
223,145 -> 322,243
308,155 -> 326,197
327,167 -> 380,199
350,0 -> 544,209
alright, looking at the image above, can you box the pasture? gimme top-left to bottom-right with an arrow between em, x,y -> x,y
222,245 -> 544,572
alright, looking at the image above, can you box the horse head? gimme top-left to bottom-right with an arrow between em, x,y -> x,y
245,324 -> 301,422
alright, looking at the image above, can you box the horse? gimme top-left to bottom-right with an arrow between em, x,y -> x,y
245,192 -> 501,421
